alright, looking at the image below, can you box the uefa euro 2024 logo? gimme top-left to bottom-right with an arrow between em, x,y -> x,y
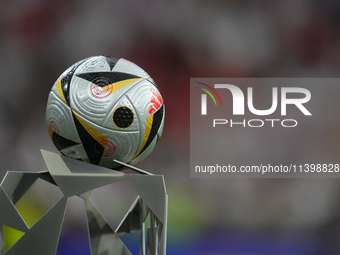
196,82 -> 312,128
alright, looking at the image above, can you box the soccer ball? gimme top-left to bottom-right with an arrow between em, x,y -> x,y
45,55 -> 164,169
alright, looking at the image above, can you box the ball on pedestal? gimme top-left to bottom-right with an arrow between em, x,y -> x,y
45,55 -> 164,169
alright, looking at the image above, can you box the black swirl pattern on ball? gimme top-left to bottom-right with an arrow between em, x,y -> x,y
61,57 -> 91,105
77,72 -> 140,87
113,106 -> 134,128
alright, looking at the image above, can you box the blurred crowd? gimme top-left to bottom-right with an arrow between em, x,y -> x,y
1,0 -> 340,254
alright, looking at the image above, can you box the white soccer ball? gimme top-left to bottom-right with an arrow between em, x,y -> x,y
45,55 -> 164,169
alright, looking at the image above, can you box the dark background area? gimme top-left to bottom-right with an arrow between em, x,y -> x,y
1,0 -> 340,254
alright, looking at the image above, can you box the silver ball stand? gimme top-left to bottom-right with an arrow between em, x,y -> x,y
0,150 -> 167,255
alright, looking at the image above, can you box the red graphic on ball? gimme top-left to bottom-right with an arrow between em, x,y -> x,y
91,84 -> 112,98
98,138 -> 116,157
49,121 -> 59,134
148,87 -> 163,114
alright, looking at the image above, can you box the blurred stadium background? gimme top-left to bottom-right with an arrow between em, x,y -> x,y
1,0 -> 340,254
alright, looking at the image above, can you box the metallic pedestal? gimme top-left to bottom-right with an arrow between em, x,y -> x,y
0,150 -> 167,255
